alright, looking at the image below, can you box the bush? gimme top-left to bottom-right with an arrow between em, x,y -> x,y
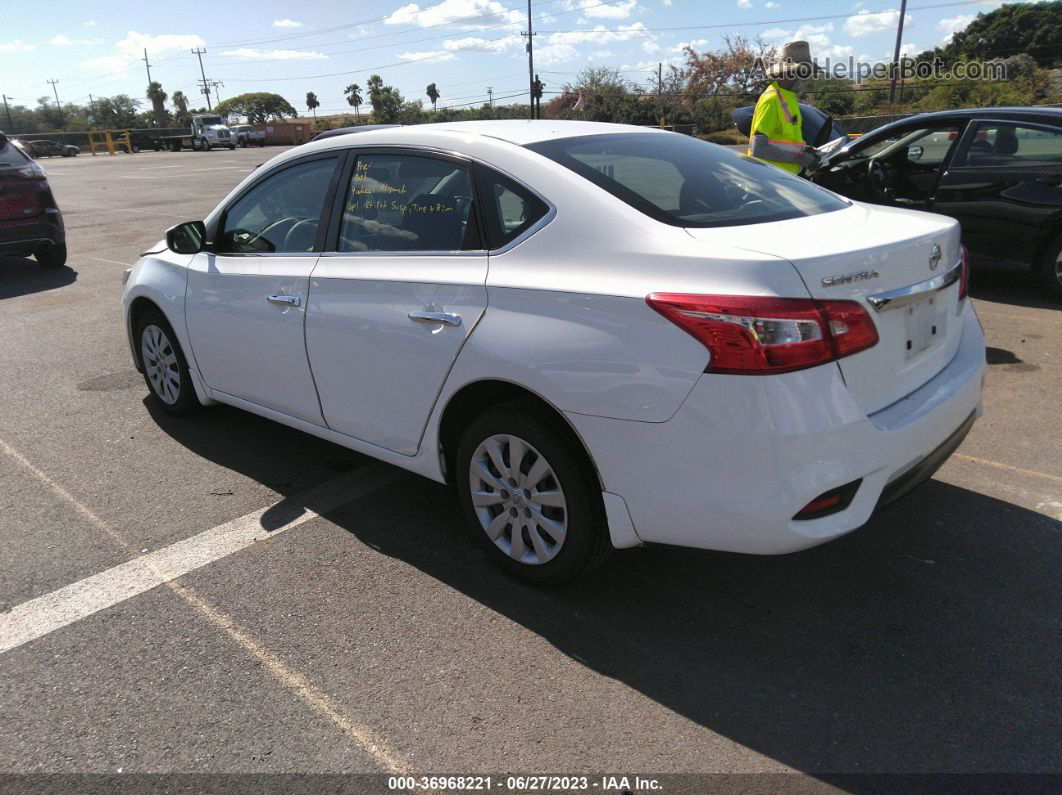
702,129 -> 748,145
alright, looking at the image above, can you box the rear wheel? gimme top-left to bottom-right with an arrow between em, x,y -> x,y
1036,234 -> 1062,299
455,402 -> 610,585
135,309 -> 202,416
35,242 -> 66,268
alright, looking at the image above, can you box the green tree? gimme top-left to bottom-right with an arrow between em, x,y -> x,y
214,92 -> 297,124
146,81 -> 168,127
937,2 -> 1062,67
344,83 -> 363,121
93,95 -> 141,128
305,91 -> 319,120
171,91 -> 190,126
426,82 -> 440,111
807,77 -> 856,117
366,75 -> 404,123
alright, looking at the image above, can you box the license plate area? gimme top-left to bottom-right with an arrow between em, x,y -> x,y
904,295 -> 946,359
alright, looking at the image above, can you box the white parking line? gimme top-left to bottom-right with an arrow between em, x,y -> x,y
0,465 -> 402,655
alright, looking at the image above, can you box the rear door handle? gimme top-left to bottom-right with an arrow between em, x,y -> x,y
408,310 -> 461,327
266,294 -> 301,307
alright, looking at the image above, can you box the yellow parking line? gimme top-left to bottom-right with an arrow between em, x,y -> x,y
0,436 -> 413,775
951,453 -> 1062,485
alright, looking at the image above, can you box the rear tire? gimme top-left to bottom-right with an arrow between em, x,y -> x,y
455,401 -> 611,586
1035,234 -> 1062,299
35,242 -> 66,268
135,309 -> 202,416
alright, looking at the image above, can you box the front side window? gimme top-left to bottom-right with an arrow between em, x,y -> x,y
338,154 -> 479,252
218,157 -> 337,254
527,132 -> 847,228
957,122 -> 1062,167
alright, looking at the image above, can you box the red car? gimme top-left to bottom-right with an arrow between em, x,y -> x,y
0,131 -> 66,267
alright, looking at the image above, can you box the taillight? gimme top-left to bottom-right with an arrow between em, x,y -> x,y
958,244 -> 969,301
646,293 -> 879,375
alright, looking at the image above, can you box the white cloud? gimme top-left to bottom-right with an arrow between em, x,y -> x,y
563,0 -> 638,19
397,49 -> 457,61
50,34 -> 73,46
844,9 -> 912,38
938,14 -> 974,44
737,0 -> 752,7
443,34 -> 522,53
765,1 -> 780,7
83,20 -> 97,27
661,0 -> 672,5
537,21 -> 657,64
221,47 -> 327,60
116,31 -> 205,58
0,39 -> 37,52
272,19 -> 302,28
762,27 -> 791,39
386,0 -> 523,28
897,41 -> 920,58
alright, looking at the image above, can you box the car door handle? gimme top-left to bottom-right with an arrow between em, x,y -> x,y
266,294 -> 301,307
408,310 -> 462,327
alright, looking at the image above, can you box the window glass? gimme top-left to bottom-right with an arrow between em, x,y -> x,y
339,154 -> 478,252
218,157 -> 337,253
856,126 -> 960,165
478,168 -> 549,249
960,123 -> 1062,167
0,139 -> 32,168
527,132 -> 846,228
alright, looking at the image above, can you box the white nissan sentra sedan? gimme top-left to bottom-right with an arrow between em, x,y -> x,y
122,120 -> 985,584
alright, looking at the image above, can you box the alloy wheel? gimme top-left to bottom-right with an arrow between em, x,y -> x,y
141,324 -> 181,405
468,434 -> 567,565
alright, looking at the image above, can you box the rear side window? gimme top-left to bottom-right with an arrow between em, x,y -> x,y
958,123 -> 1062,167
526,132 -> 847,228
477,167 -> 549,249
218,156 -> 338,254
338,154 -> 480,252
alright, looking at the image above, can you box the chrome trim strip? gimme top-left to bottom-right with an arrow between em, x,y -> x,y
866,261 -> 961,313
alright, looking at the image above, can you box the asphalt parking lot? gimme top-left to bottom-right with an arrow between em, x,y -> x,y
0,146 -> 1059,789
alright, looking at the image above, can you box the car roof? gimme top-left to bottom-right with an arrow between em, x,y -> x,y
877,106 -> 1062,128
308,119 -> 668,149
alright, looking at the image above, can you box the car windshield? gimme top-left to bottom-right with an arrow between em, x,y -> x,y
198,116 -> 223,126
526,132 -> 847,228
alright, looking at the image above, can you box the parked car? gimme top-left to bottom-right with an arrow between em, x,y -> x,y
0,131 -> 66,266
230,125 -> 266,147
811,107 -> 1062,296
309,124 -> 400,142
123,121 -> 984,584
18,138 -> 80,158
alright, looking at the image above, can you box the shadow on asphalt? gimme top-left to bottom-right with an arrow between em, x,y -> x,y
969,266 -> 1060,311
0,256 -> 77,299
148,400 -> 1061,776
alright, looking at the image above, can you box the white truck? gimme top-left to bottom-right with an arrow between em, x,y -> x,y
159,114 -> 236,151
230,125 -> 267,147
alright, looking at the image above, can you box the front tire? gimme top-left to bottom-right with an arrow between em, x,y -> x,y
135,309 -> 202,416
200,138 -> 211,152
455,402 -> 611,585
1035,234 -> 1062,299
35,242 -> 66,268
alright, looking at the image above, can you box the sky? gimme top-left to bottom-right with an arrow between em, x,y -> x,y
0,0 -> 1021,116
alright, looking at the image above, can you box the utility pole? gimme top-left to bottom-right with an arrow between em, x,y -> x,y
87,93 -> 95,127
487,86 -> 494,113
210,80 -> 224,103
47,79 -> 63,122
658,62 -> 663,95
192,47 -> 212,111
522,0 -> 537,119
888,0 -> 908,104
142,48 -> 153,86
2,94 -> 12,130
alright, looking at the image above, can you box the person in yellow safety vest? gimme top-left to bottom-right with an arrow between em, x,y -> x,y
748,40 -> 824,176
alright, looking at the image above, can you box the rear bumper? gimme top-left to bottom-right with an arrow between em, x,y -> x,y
0,209 -> 65,257
568,301 -> 986,554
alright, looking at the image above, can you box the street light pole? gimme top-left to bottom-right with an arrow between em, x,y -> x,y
888,0 -> 908,105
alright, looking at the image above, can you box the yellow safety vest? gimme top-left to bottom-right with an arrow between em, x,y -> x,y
747,82 -> 804,175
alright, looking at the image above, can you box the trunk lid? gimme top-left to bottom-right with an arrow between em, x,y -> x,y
686,202 -> 965,415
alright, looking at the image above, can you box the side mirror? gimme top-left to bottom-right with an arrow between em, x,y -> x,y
166,220 -> 206,255
908,145 -> 924,161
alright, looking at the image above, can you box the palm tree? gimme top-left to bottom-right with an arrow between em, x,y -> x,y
171,90 -> 189,126
344,83 -> 362,122
305,91 -> 319,120
146,81 -> 168,127
426,82 -> 440,112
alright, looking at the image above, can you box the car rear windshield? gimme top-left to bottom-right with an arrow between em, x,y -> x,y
0,140 -> 31,169
526,132 -> 847,228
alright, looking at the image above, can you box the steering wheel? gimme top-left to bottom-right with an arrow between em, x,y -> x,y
283,218 -> 319,251
866,159 -> 895,201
